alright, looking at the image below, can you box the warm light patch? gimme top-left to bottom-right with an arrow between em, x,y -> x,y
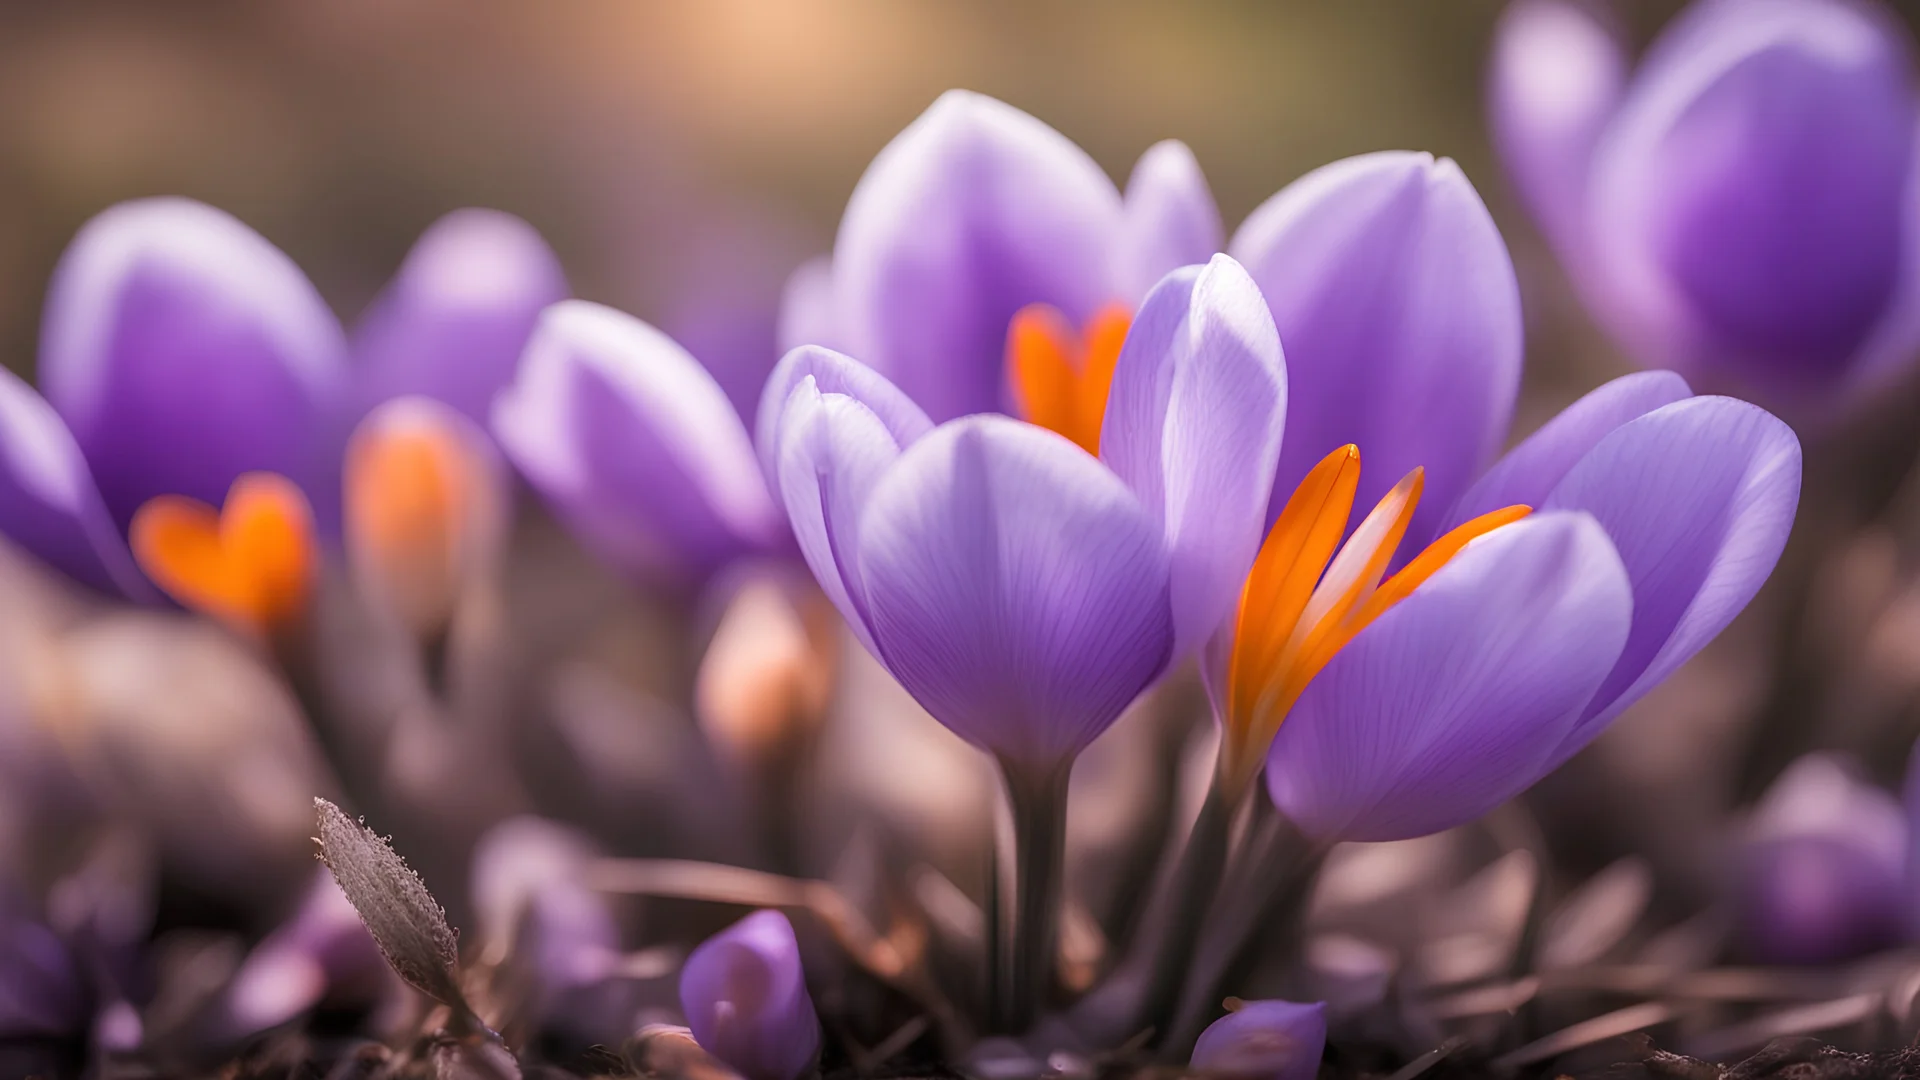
1218,446 -> 1529,794
345,414 -> 492,637
1006,301 -> 1132,454
131,473 -> 316,634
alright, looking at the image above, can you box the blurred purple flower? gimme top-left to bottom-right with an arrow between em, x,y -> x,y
1733,754 -> 1906,965
1490,0 -> 1920,399
218,868 -> 388,1038
1190,999 -> 1327,1080
492,300 -> 788,584
352,209 -> 569,425
0,198 -> 348,598
679,910 -> 819,1080
0,899 -> 86,1040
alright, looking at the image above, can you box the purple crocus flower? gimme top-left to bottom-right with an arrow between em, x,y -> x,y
352,208 -> 568,425
1489,0 -> 1920,399
679,910 -> 820,1080
492,300 -> 788,584
1190,999 -> 1327,1080
0,198 -> 348,598
1733,754 -> 1906,965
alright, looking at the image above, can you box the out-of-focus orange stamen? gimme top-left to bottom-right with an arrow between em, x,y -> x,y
1007,301 -> 1132,454
345,412 -> 493,637
130,473 -> 316,634
1217,449 -> 1530,795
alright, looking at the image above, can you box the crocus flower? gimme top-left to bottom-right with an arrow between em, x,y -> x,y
1733,754 -> 1906,965
493,300 -> 788,584
1489,0 -> 1920,399
351,209 -> 568,425
1190,1000 -> 1327,1080
679,910 -> 820,1080
0,198 -> 347,602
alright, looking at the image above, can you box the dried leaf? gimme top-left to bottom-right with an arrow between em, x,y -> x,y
314,797 -> 467,1009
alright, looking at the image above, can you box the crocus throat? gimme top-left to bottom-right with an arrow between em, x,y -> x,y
1006,301 -> 1132,455
1218,444 -> 1530,794
130,472 -> 317,635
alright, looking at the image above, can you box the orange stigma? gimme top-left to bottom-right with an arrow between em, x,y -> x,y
1006,301 -> 1132,454
1218,445 -> 1530,796
130,472 -> 317,635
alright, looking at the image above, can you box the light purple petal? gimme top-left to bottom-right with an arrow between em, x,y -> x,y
1190,999 -> 1327,1080
353,208 -> 568,424
1445,370 -> 1693,529
831,90 -> 1124,422
756,345 -> 932,488
679,910 -> 820,1080
772,376 -> 912,656
1487,0 -> 1628,257
1230,152 -> 1522,549
1543,396 -> 1800,761
492,300 -> 782,582
1266,512 -> 1631,844
856,416 -> 1173,767
1587,0 -> 1918,391
1118,140 -> 1224,301
776,255 -> 841,355
1100,254 -> 1285,654
0,370 -> 154,600
39,198 -> 348,527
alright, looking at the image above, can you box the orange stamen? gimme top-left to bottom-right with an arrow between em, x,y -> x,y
130,473 -> 316,634
1007,301 -> 1132,454
1217,449 -> 1530,794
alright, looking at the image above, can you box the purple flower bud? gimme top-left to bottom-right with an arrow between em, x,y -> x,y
1491,0 -> 1920,398
1190,999 -> 1327,1080
1734,754 -> 1906,964
678,910 -> 819,1080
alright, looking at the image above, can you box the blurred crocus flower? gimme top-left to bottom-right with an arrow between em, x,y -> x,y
1190,999 -> 1327,1080
679,910 -> 820,1080
1489,0 -> 1920,399
218,869 -> 388,1038
1733,754 -> 1906,965
0,897 -> 86,1041
352,209 -> 568,424
493,301 -> 787,584
0,198 -> 347,601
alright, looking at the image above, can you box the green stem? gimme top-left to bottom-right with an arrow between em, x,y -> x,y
1132,777 -> 1234,1038
997,758 -> 1072,1033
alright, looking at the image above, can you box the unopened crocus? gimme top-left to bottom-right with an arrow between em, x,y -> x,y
493,300 -> 788,584
344,397 -> 508,641
679,910 -> 820,1080
0,198 -> 347,602
1490,0 -> 1920,399
1733,754 -> 1905,965
352,209 -> 568,424
1190,1000 -> 1327,1080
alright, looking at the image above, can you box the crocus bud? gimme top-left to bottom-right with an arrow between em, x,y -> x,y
344,397 -> 506,639
1190,999 -> 1327,1080
679,910 -> 820,1080
696,579 -> 836,768
1735,754 -> 1905,964
1491,0 -> 1920,399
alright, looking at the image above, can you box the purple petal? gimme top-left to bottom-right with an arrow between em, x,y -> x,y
471,817 -> 620,995
776,255 -> 841,355
1737,755 -> 1905,965
1118,140 -> 1224,300
1190,1000 -> 1327,1080
1542,396 -> 1801,760
1101,254 -> 1285,654
771,374 -> 915,656
756,345 -> 933,488
0,907 -> 83,1039
1487,0 -> 1628,256
353,209 -> 568,425
1445,370 -> 1693,528
1587,0 -> 1918,390
1266,512 -> 1631,844
856,416 -> 1173,768
1230,152 -> 1522,549
38,198 -> 348,527
0,370 -> 154,599
831,91 -> 1124,422
679,910 -> 820,1080
492,300 -> 782,582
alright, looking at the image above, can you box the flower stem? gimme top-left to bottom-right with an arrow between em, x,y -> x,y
997,758 -> 1072,1032
1132,777 -> 1234,1038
